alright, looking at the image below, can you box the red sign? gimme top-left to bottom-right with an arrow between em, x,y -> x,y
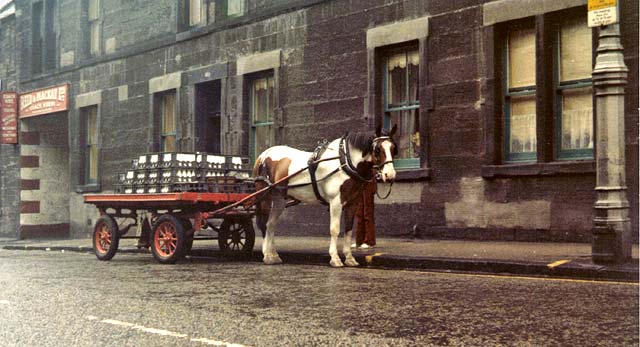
19,84 -> 69,118
1,92 -> 18,144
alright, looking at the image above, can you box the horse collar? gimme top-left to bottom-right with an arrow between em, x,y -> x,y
339,136 -> 372,183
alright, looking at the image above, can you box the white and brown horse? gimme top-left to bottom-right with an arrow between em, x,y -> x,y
253,126 -> 397,267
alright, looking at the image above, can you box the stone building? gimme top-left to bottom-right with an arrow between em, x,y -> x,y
0,0 -> 637,242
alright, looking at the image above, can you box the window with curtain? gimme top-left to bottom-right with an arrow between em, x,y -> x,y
384,47 -> 420,169
250,75 -> 275,161
504,25 -> 537,162
499,10 -> 593,164
82,106 -> 99,185
557,16 -> 593,159
160,92 -> 177,152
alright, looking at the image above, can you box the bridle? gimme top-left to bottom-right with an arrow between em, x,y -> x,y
371,136 -> 395,172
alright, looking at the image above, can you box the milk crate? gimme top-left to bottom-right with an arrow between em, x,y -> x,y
197,153 -> 227,170
158,167 -> 201,184
133,169 -> 148,185
136,153 -> 161,169
158,152 -> 198,168
123,170 -> 136,184
226,156 -> 252,179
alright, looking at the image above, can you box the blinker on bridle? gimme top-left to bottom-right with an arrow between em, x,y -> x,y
372,136 -> 394,171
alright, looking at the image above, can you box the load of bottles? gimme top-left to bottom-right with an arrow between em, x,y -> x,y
115,152 -> 254,194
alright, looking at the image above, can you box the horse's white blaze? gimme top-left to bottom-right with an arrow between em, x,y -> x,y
379,141 -> 396,182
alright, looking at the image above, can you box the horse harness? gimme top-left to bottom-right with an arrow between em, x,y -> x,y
284,135 -> 390,205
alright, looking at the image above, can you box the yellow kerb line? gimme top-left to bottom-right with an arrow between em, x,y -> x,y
547,259 -> 572,269
365,252 -> 384,264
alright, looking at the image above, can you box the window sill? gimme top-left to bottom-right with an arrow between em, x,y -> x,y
481,160 -> 595,178
76,184 -> 101,194
394,167 -> 432,181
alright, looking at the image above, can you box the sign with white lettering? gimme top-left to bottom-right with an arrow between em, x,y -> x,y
19,84 -> 69,118
588,0 -> 618,27
1,92 -> 18,144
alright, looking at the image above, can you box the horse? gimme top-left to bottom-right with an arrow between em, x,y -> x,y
252,125 -> 398,267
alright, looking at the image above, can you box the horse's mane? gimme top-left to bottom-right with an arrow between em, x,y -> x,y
344,131 -> 376,156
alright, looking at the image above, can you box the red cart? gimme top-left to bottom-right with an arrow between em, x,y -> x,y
84,191 -> 257,264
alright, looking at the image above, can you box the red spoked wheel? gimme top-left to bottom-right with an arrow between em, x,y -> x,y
151,214 -> 186,264
93,215 -> 120,261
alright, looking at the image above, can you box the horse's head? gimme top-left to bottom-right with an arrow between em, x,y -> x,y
372,125 -> 398,182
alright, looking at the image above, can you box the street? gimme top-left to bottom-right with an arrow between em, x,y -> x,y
0,249 -> 637,347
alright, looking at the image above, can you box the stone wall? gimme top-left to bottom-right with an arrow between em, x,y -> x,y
7,0 -> 638,241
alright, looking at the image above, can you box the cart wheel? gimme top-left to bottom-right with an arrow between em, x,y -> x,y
151,215 -> 186,264
93,215 -> 120,261
218,216 -> 255,255
180,218 -> 194,255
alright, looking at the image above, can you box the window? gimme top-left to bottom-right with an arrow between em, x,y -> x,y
250,75 -> 275,161
501,10 -> 593,164
504,23 -> 536,162
31,0 -> 57,74
88,0 -> 101,56
160,91 -> 177,152
556,16 -> 593,159
81,106 -> 99,185
383,47 -> 420,169
226,0 -> 244,17
179,0 -> 204,31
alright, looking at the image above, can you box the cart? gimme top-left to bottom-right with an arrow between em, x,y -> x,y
84,191 -> 259,264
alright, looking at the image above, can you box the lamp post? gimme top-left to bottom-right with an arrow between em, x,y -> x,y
591,22 -> 631,264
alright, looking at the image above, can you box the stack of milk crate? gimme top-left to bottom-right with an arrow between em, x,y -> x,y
114,152 -> 254,194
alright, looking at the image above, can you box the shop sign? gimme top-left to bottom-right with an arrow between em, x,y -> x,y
1,92 -> 18,144
588,0 -> 617,27
19,84 -> 69,119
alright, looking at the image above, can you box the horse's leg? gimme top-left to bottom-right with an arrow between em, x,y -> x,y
328,198 -> 344,267
263,192 -> 285,265
342,202 -> 359,267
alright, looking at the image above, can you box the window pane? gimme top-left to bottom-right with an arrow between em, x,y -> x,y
407,50 -> 419,104
162,92 -> 176,134
227,0 -> 244,16
508,27 -> 536,88
89,145 -> 99,181
560,17 -> 592,82
509,95 -> 537,154
252,77 -> 272,123
88,0 -> 99,20
87,107 -> 98,145
388,109 -> 420,159
163,135 -> 176,152
190,0 -> 201,26
387,52 -> 407,105
254,125 -> 274,157
561,87 -> 593,151
90,21 -> 100,55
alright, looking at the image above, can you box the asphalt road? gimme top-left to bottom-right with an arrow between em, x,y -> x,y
0,249 -> 637,347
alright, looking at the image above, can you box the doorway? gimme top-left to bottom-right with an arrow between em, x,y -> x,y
194,80 -> 222,153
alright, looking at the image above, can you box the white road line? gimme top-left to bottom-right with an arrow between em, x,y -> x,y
89,316 -> 251,346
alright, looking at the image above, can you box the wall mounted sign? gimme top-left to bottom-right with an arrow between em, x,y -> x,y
0,92 -> 18,144
19,84 -> 69,118
588,0 -> 617,27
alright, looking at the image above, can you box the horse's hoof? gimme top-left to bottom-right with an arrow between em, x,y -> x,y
345,258 -> 359,267
263,254 -> 283,265
329,258 -> 344,268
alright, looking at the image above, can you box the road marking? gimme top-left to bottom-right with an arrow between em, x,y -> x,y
365,252 -> 384,264
88,316 -> 251,346
403,269 -> 639,286
547,259 -> 572,268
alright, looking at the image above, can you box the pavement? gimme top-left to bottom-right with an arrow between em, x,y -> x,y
1,236 -> 638,282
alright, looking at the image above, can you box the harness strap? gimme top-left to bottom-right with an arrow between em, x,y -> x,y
307,142 -> 330,205
339,136 -> 372,183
